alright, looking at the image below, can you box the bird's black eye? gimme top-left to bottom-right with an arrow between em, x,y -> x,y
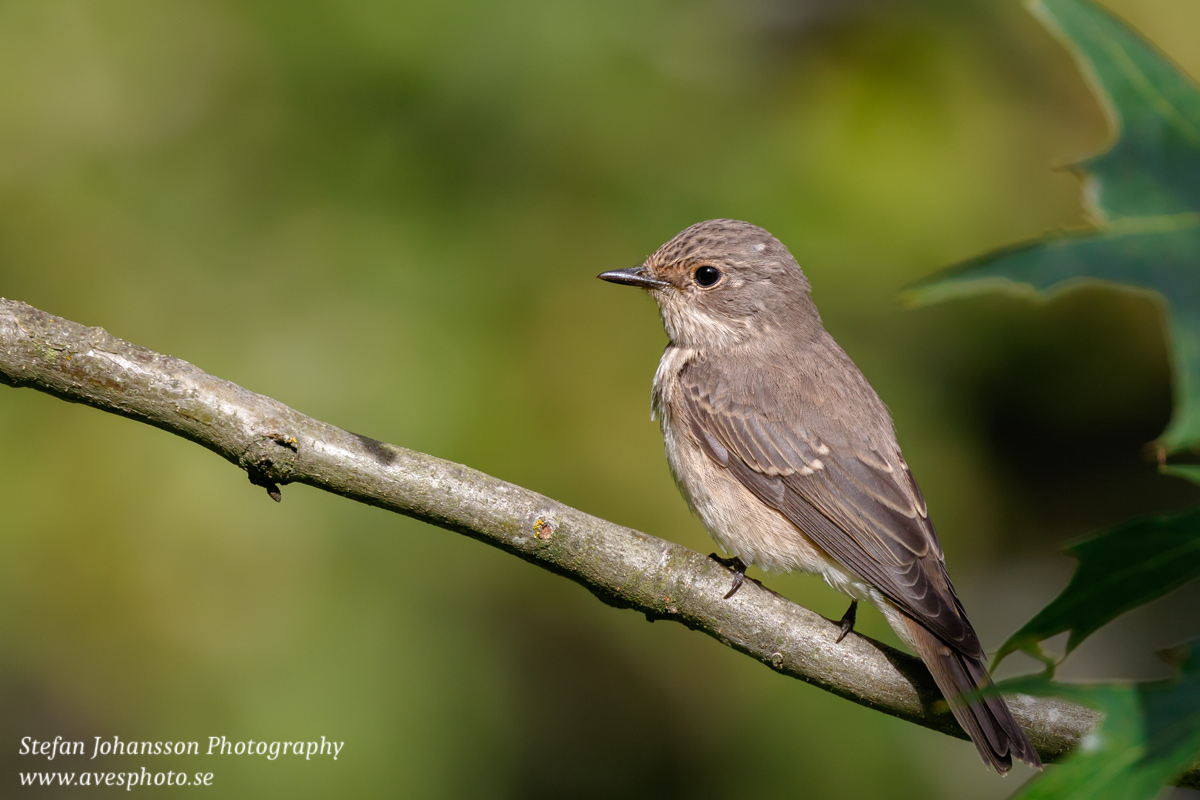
694,265 -> 721,287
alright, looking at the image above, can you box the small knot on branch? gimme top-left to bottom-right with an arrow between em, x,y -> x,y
240,429 -> 299,501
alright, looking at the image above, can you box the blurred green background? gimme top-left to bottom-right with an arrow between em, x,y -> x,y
3,0 -> 1200,797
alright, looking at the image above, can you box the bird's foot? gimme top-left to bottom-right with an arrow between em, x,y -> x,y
709,553 -> 748,599
834,600 -> 858,644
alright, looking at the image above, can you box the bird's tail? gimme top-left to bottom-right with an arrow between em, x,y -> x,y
901,615 -> 1042,774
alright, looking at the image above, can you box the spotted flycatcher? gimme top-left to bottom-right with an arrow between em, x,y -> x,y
599,219 -> 1040,773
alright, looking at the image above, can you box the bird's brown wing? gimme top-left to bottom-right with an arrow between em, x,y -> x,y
678,360 -> 982,658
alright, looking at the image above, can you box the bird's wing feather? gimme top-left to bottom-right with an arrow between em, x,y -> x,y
679,359 -> 982,657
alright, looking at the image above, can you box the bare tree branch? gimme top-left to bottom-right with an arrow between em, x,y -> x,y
2,297 -> 1191,786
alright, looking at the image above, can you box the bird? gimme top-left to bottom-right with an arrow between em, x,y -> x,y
598,218 -> 1041,773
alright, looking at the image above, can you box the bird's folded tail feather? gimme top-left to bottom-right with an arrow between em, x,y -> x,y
901,614 -> 1042,774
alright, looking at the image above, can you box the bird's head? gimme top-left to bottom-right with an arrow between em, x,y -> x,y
599,219 -> 819,350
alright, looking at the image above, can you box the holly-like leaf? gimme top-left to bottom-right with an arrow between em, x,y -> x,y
909,0 -> 1200,457
999,639 -> 1200,799
994,507 -> 1200,667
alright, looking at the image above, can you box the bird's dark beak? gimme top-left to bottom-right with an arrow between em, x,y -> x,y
597,265 -> 669,290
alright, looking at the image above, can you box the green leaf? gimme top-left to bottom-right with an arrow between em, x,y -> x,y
994,507 -> 1200,667
908,0 -> 1200,456
999,639 -> 1200,800
1160,464 -> 1200,485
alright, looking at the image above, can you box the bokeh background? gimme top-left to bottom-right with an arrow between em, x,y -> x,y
3,0 -> 1200,797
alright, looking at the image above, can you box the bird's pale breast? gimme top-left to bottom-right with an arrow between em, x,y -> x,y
653,344 -> 886,608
